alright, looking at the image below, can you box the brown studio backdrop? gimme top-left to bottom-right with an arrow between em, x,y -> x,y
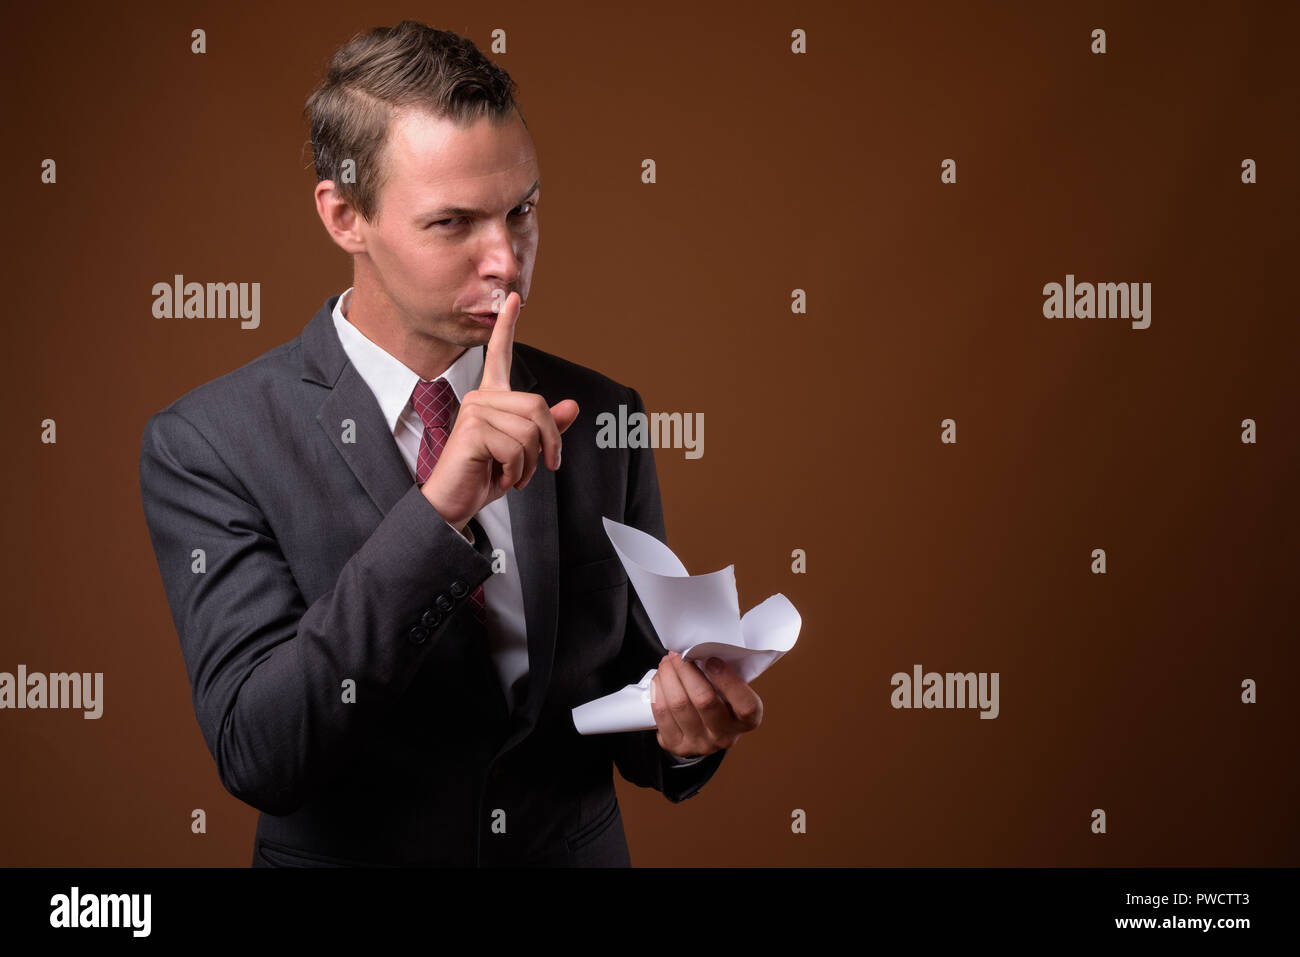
2,0 -> 1297,865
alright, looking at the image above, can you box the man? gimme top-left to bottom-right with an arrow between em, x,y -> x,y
138,21 -> 762,867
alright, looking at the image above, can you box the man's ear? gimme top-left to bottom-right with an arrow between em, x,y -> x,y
314,180 -> 367,255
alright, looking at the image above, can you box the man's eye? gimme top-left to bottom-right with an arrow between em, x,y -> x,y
428,203 -> 533,229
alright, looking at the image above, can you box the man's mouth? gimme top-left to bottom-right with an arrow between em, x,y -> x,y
468,312 -> 497,326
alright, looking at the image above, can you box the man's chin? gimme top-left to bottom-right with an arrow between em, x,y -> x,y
460,315 -> 500,343
425,317 -> 492,347
459,325 -> 495,347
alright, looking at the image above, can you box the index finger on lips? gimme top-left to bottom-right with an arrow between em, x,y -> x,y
480,291 -> 519,391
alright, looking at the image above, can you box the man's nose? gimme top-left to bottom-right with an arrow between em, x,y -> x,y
477,222 -> 523,282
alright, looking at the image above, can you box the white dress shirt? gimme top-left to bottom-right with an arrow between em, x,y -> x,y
331,288 -> 701,765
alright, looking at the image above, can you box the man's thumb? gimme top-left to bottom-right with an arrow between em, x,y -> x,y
551,399 -> 580,434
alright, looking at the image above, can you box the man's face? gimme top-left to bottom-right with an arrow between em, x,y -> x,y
357,107 -> 540,348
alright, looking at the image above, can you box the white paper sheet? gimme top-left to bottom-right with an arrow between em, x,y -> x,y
571,517 -> 801,734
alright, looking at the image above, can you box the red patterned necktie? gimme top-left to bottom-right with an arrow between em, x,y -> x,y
411,378 -> 486,626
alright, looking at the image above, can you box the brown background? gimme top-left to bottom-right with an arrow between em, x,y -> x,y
2,0 -> 1296,866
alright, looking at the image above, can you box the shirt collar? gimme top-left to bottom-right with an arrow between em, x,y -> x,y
331,287 -> 484,433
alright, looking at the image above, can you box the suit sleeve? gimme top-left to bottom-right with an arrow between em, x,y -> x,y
606,387 -> 727,802
138,409 -> 493,816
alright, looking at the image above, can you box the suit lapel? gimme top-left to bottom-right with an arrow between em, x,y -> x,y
302,297 -> 413,517
501,347 -> 559,748
300,298 -> 559,747
319,362 -> 416,517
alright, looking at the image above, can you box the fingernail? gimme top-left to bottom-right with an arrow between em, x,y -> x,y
706,657 -> 723,674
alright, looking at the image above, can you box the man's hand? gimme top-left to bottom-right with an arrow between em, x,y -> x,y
650,652 -> 763,759
422,291 -> 580,530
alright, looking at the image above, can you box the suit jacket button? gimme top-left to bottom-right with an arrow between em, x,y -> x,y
408,625 -> 431,645
436,594 -> 453,612
421,609 -> 442,627
450,580 -> 468,598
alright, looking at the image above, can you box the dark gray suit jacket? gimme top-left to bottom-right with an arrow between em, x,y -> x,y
138,295 -> 726,866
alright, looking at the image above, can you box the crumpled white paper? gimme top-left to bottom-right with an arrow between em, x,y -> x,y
571,517 -> 801,734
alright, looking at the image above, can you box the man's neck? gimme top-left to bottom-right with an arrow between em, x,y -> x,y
345,282 -> 467,381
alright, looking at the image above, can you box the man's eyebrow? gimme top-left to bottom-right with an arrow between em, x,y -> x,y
420,179 -> 540,219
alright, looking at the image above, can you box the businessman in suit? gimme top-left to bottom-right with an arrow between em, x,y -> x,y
138,22 -> 763,866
